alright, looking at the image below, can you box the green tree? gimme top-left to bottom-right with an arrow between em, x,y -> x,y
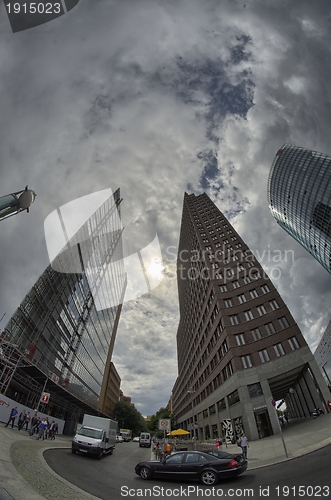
113,400 -> 147,436
147,407 -> 174,438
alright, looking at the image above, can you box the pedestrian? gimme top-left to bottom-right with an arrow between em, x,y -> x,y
30,413 -> 38,436
17,409 -> 27,431
52,422 -> 58,440
216,437 -> 222,450
48,420 -> 55,440
5,406 -> 18,428
37,418 -> 48,440
238,433 -> 249,459
23,412 -> 31,431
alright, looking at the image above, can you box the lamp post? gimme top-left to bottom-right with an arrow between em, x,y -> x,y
188,387 -> 196,450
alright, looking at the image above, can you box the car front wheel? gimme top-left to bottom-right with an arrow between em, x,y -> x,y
140,466 -> 152,480
200,470 -> 218,486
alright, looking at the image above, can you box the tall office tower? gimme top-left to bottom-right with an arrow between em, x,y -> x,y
268,144 -> 331,274
314,321 -> 331,387
172,193 -> 329,441
1,188 -> 126,429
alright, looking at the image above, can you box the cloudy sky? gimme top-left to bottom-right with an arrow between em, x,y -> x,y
1,0 -> 331,417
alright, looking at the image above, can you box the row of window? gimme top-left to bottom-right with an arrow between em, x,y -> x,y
229,301 -> 283,325
241,336 -> 300,369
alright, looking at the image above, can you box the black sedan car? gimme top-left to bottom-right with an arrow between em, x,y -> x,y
135,450 -> 247,486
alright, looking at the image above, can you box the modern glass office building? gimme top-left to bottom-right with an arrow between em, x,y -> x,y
0,188 -> 126,429
172,193 -> 329,442
268,144 -> 331,274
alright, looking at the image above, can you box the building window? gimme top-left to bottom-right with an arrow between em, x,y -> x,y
279,316 -> 290,329
248,382 -> 263,398
235,334 -> 246,346
265,322 -> 276,335
238,293 -> 247,304
209,404 -> 216,415
288,336 -> 300,350
274,342 -> 286,357
261,284 -> 270,294
232,280 -> 240,289
243,276 -> 251,284
259,349 -> 270,363
252,271 -> 262,279
224,299 -> 233,308
241,355 -> 253,369
219,284 -> 227,292
228,389 -> 240,407
203,409 -> 209,418
251,328 -> 262,341
257,304 -> 267,316
244,310 -> 254,321
269,299 -> 279,310
230,315 -> 239,325
217,398 -> 226,411
250,289 -> 258,299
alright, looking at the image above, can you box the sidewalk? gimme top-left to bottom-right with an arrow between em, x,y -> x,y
1,414 -> 331,499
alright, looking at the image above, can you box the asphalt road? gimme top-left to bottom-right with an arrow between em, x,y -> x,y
44,442 -> 331,500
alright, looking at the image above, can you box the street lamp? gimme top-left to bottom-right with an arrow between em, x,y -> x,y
188,387 -> 196,450
0,186 -> 36,222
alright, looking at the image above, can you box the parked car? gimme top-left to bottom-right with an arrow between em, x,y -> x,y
116,435 -> 124,443
135,450 -> 247,486
133,436 -> 140,442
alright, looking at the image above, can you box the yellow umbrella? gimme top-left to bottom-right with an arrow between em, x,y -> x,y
167,428 -> 190,436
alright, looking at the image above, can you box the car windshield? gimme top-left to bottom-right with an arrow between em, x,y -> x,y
78,427 -> 103,439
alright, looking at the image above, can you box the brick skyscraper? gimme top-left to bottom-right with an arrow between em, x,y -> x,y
172,192 -> 329,442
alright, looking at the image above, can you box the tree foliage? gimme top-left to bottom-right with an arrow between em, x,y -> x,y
147,407 -> 175,437
113,400 -> 147,436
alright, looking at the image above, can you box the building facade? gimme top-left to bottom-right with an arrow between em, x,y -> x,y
314,321 -> 331,387
172,192 -> 329,442
268,144 -> 331,274
0,188 -> 126,430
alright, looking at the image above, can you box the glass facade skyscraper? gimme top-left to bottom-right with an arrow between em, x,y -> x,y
1,188 -> 126,426
268,144 -> 331,274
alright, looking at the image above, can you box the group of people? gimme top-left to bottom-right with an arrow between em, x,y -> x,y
5,406 -> 58,440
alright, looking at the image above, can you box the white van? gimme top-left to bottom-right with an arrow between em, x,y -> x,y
139,432 -> 151,447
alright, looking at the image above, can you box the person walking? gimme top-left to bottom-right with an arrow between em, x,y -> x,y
30,413 -> 38,436
23,412 -> 31,431
37,418 -> 48,440
238,433 -> 249,459
17,410 -> 27,431
5,406 -> 18,428
216,437 -> 223,450
51,422 -> 58,440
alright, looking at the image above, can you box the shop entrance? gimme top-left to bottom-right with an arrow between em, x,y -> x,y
254,409 -> 273,439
